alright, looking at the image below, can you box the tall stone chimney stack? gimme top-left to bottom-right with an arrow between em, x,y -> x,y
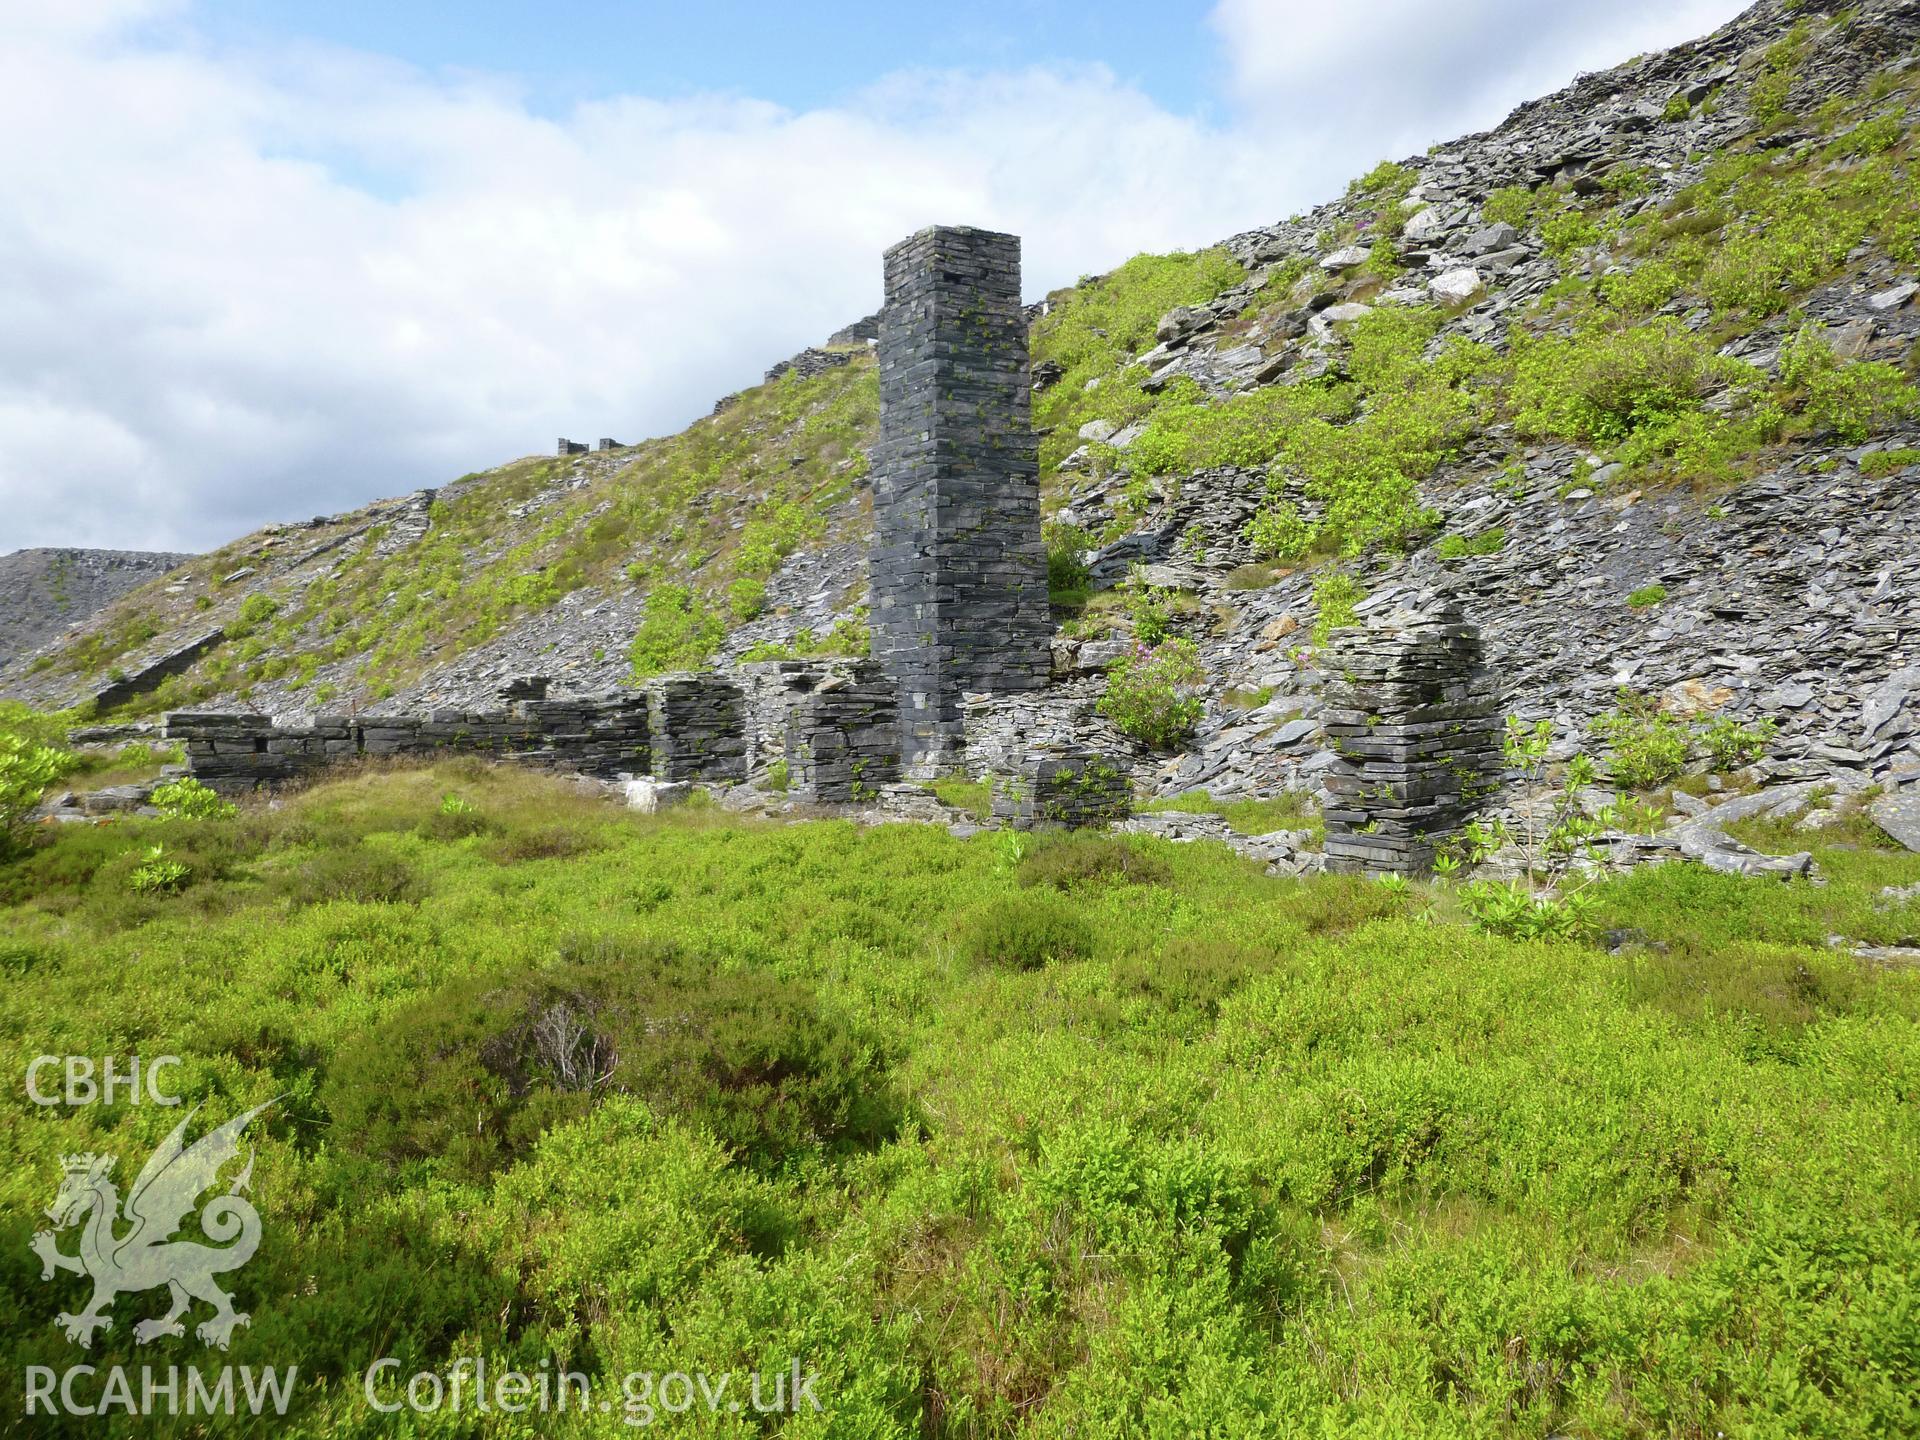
869,225 -> 1052,776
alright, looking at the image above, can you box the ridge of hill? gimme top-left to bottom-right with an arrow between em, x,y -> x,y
4,0 -> 1919,800
0,547 -> 194,671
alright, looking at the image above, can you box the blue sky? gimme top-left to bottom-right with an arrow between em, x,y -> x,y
0,0 -> 1749,552
184,2 -> 1224,117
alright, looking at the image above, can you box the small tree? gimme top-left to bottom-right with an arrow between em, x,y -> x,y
1439,718 -> 1612,940
0,732 -> 77,857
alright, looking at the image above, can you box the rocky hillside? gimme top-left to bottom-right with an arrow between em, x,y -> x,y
0,547 -> 193,670
4,0 -> 1919,802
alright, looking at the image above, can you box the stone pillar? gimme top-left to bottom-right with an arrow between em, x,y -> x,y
644,675 -> 747,782
871,225 -> 1052,777
1320,596 -> 1500,876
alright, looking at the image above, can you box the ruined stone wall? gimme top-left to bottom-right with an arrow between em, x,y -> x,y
643,676 -> 748,783
1320,597 -> 1500,875
737,660 -> 901,802
991,753 -> 1133,831
169,691 -> 653,793
871,225 -> 1052,776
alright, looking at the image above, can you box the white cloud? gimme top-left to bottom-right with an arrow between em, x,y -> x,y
1210,0 -> 1748,165
0,1 -> 1749,552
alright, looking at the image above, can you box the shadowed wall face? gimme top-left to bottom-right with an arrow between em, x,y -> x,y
871,226 -> 1052,777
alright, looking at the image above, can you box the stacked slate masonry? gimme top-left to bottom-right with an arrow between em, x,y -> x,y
166,225 -> 1135,828
870,226 -> 1053,777
1320,597 -> 1501,875
168,691 -> 653,793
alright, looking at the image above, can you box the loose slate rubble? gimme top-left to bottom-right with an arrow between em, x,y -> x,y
1320,595 -> 1500,876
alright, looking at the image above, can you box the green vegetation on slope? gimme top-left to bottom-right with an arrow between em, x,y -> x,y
2,760 -> 1917,1436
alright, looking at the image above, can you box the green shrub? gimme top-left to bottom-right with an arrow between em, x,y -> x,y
127,844 -> 192,895
1,731 -> 77,856
1045,521 -> 1094,598
726,576 -> 767,620
628,583 -> 726,679
1591,694 -> 1692,790
1662,93 -> 1692,123
1627,583 -> 1668,608
236,592 -> 280,628
324,938 -> 899,1178
1512,319 -> 1751,445
1598,260 -> 1686,314
277,844 -> 424,907
149,776 -> 237,820
1432,528 -> 1505,560
1481,185 -> 1536,229
1016,832 -> 1172,891
1111,935 -> 1277,1018
1779,324 -> 1920,442
1097,639 -> 1207,749
1349,160 -> 1415,202
1311,573 -> 1364,643
1699,715 -> 1777,771
1121,564 -> 1177,644
955,891 -> 1096,970
1860,447 -> 1920,476
1457,879 -> 1597,941
1540,207 -> 1602,258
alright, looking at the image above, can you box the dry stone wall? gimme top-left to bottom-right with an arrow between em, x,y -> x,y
1320,596 -> 1500,875
168,690 -> 652,793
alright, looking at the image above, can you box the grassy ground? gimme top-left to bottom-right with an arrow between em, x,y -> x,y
2,760 -> 1917,1436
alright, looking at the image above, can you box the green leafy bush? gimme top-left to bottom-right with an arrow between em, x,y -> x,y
1628,583 -> 1668,608
1457,878 -> 1597,941
1097,639 -> 1207,749
1044,521 -> 1094,598
1591,693 -> 1692,790
127,844 -> 192,894
1540,207 -> 1602,258
1349,160 -> 1416,201
726,576 -> 767,620
628,583 -> 726,679
1311,573 -> 1365,643
1699,715 -> 1778,771
1121,564 -> 1177,644
234,592 -> 280,631
0,720 -> 78,856
149,776 -> 237,820
1512,318 -> 1751,444
954,891 -> 1095,970
1779,324 -> 1920,442
1481,185 -> 1536,229
1433,528 -> 1505,560
1860,447 -> 1920,476
1598,259 -> 1686,313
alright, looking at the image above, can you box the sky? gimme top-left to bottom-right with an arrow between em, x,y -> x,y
0,0 -> 1751,554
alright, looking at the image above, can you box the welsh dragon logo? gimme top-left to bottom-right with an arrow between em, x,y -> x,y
30,1100 -> 274,1350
